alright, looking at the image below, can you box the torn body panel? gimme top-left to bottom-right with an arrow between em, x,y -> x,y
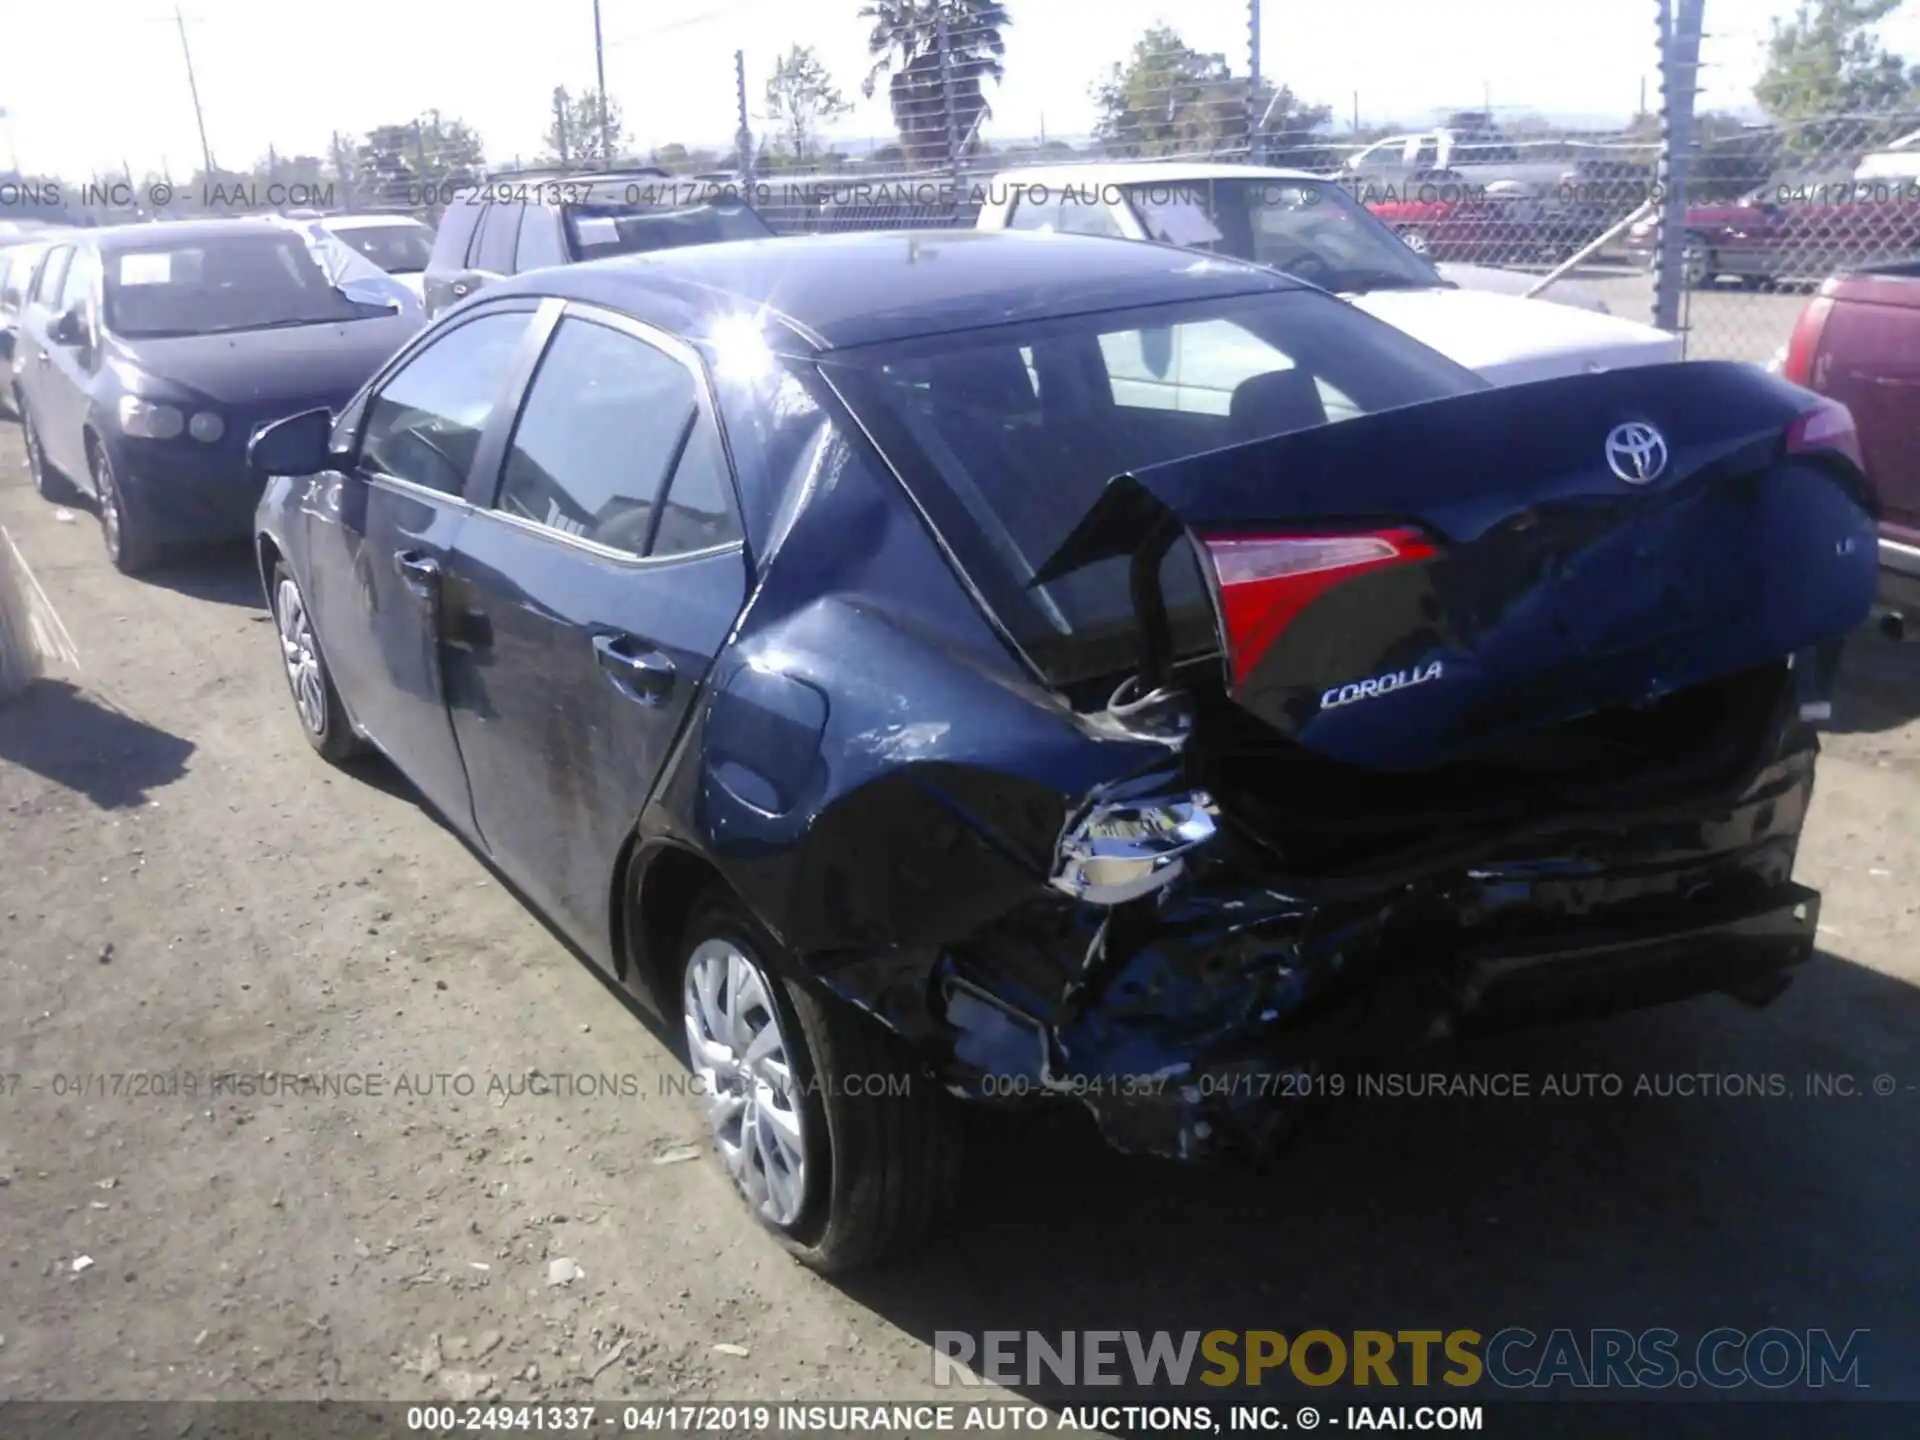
930,711 -> 1822,1161
632,359 -> 1861,1168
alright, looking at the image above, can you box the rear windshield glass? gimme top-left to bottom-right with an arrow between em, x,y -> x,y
827,287 -> 1482,685
330,223 -> 434,274
563,202 -> 772,260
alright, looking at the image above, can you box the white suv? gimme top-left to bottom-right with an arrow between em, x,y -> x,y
976,162 -> 1680,386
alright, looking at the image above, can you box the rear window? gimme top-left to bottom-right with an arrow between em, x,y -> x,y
563,202 -> 772,260
330,222 -> 434,274
827,287 -> 1482,685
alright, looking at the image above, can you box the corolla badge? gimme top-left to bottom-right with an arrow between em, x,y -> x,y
1605,421 -> 1668,484
1320,661 -> 1444,710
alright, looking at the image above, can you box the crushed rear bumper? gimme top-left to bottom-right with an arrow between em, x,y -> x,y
928,725 -> 1823,1163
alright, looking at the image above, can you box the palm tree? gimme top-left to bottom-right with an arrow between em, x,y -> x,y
859,0 -> 1011,166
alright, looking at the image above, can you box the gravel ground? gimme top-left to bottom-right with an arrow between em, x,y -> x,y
2,418 -> 1919,1415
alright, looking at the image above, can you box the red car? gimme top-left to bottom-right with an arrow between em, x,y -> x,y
1778,260 -> 1920,633
1626,188 -> 1920,287
1362,173 -> 1568,264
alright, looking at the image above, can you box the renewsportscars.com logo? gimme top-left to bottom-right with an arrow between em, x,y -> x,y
933,1328 -> 1869,1391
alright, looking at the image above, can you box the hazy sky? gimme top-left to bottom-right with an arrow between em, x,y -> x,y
4,0 -> 1919,178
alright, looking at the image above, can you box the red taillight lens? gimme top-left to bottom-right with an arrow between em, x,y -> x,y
1787,397 -> 1866,475
1198,527 -> 1437,689
1781,295 -> 1834,386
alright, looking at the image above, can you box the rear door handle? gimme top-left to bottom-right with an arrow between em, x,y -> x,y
592,634 -> 676,706
393,549 -> 440,602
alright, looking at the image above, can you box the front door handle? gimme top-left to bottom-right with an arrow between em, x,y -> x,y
592,634 -> 676,706
392,549 -> 440,602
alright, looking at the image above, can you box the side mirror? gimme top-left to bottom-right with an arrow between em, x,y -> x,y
249,406 -> 334,477
48,306 -> 84,346
1140,325 -> 1174,379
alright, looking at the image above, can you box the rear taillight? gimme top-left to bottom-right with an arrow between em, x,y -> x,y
1780,295 -> 1835,386
1787,397 -> 1867,475
1198,528 -> 1438,689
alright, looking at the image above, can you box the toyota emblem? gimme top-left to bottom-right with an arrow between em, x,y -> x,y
1605,422 -> 1668,484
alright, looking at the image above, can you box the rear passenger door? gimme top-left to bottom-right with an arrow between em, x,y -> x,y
441,305 -> 750,958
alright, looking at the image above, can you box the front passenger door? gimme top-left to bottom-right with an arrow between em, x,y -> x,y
305,304 -> 543,831
441,308 -> 750,957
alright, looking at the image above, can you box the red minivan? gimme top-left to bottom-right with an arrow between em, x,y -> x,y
1778,259 -> 1920,632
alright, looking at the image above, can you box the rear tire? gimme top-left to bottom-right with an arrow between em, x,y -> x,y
23,407 -> 70,502
269,561 -> 365,763
677,889 -> 960,1274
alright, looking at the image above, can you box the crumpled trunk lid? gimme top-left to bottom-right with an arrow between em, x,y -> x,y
1036,361 -> 1877,772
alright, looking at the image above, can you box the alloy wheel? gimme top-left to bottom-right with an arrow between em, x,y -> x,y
274,576 -> 328,737
96,455 -> 122,560
23,413 -> 48,490
683,938 -> 810,1228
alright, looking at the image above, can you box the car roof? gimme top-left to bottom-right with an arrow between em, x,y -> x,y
80,218 -> 311,252
985,161 -> 1324,190
481,229 -> 1300,352
319,213 -> 431,230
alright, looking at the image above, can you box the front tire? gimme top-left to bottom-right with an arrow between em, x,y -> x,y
90,441 -> 156,574
678,890 -> 959,1273
270,561 -> 364,762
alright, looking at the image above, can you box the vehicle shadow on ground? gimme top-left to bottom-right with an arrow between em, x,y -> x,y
141,542 -> 268,610
1828,629 -> 1920,734
0,678 -> 195,808
839,950 -> 1920,1411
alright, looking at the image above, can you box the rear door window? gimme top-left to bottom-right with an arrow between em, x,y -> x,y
492,315 -> 724,557
471,201 -> 523,274
32,247 -> 72,307
432,194 -> 485,269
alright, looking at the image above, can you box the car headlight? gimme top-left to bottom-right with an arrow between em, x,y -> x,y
188,410 -> 225,443
117,396 -> 185,439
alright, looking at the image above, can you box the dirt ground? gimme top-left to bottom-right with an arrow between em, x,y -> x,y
2,418 -> 1919,1414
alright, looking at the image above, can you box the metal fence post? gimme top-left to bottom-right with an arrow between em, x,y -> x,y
937,12 -> 961,187
1247,0 -> 1262,162
1652,0 -> 1706,340
735,50 -> 754,185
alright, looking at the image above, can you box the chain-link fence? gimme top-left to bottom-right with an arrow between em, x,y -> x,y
22,0 -> 1920,370
716,2 -> 1920,370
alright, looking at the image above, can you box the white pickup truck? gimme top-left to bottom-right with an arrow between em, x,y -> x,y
975,162 -> 1680,386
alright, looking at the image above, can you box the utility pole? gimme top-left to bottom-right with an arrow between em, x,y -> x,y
175,4 -> 215,177
592,0 -> 613,165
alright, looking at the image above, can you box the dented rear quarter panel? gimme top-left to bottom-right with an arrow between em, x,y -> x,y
627,355 -> 1176,1015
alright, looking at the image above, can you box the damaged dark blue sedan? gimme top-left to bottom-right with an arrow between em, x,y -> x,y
249,231 -> 1877,1273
